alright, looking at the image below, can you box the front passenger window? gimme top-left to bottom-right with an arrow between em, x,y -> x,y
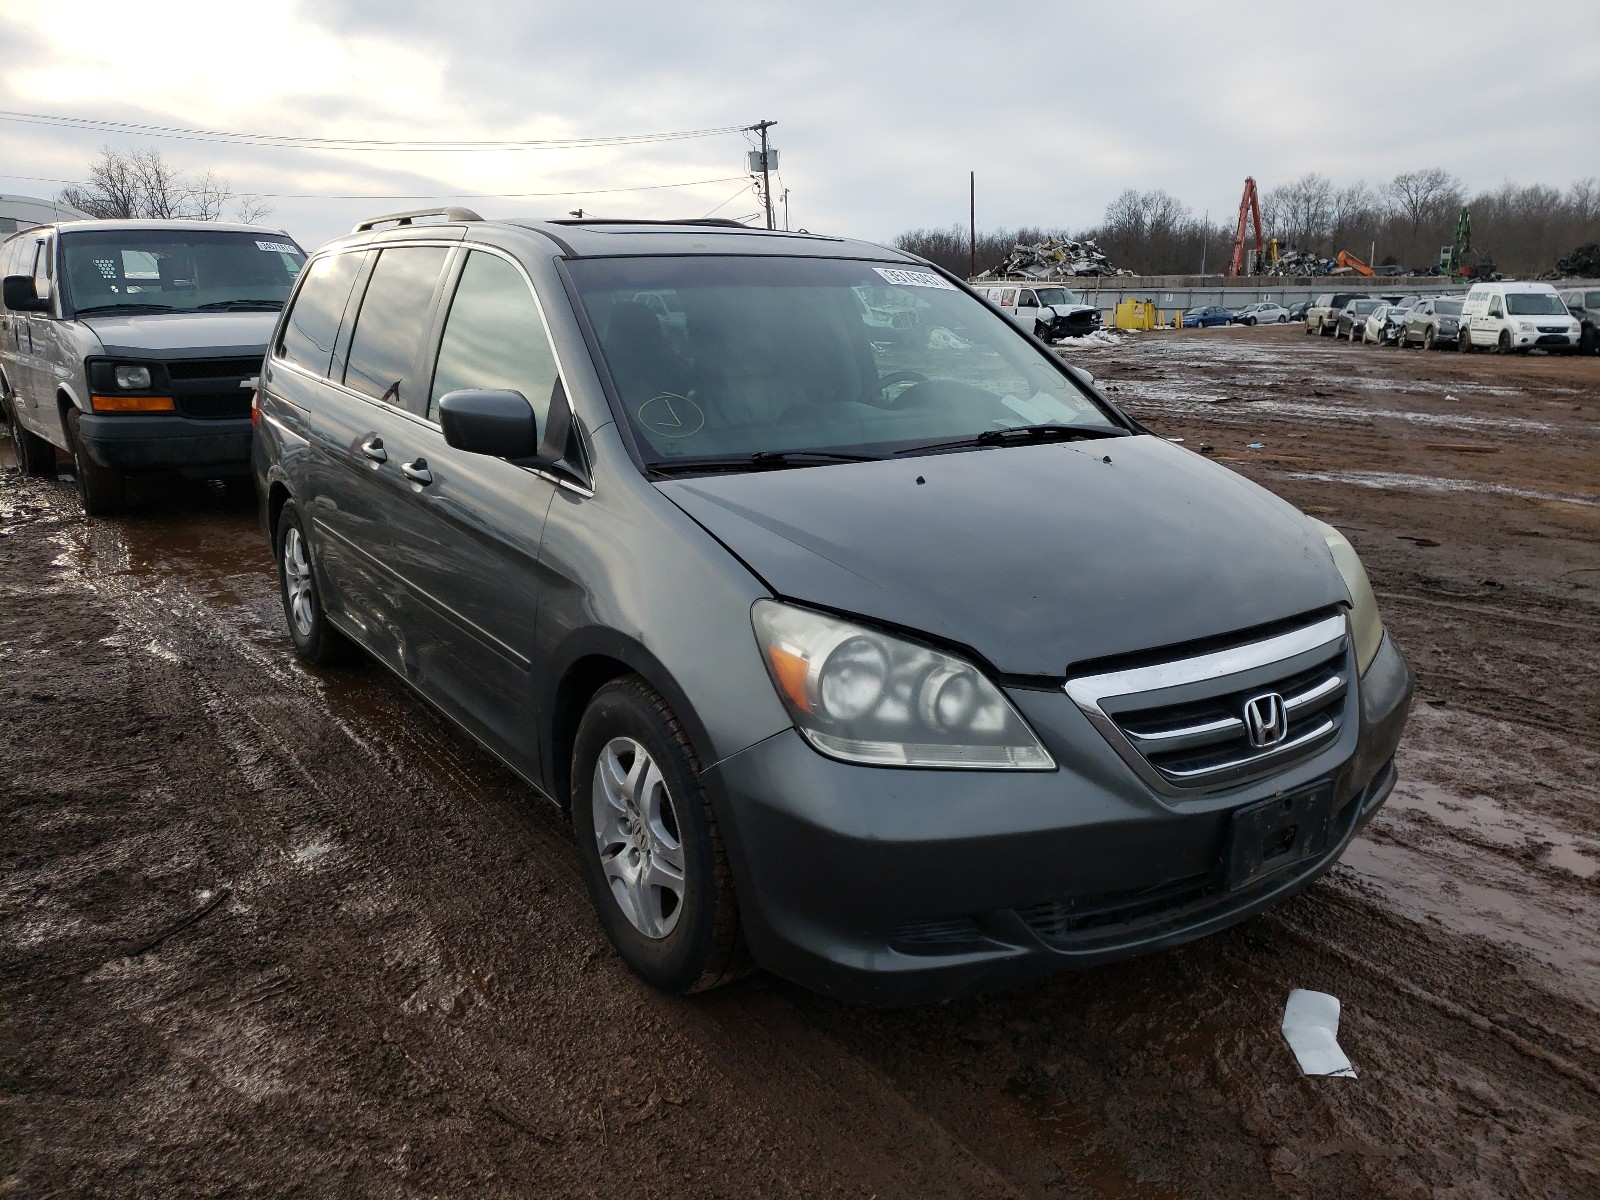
428,251 -> 560,432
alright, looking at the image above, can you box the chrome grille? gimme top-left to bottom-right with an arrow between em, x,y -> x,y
1066,614 -> 1351,793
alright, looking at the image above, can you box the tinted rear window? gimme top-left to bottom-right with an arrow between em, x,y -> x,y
343,246 -> 450,411
277,252 -> 367,377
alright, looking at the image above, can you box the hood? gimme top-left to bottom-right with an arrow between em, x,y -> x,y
659,435 -> 1348,676
76,310 -> 278,357
1045,303 -> 1097,319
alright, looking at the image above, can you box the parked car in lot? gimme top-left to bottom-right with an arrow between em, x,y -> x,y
1458,281 -> 1582,354
1286,300 -> 1311,321
975,283 -> 1102,340
1336,298 -> 1383,341
253,209 -> 1412,1005
1398,297 -> 1462,350
1181,304 -> 1235,327
1558,286 -> 1599,355
1,219 -> 306,513
1304,291 -> 1370,336
1361,302 -> 1415,345
1235,302 -> 1289,326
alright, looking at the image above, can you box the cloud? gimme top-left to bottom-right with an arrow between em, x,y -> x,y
1,0 -> 1595,251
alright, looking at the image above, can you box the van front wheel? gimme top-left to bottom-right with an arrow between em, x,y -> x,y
66,409 -> 125,515
7,402 -> 56,476
571,677 -> 748,994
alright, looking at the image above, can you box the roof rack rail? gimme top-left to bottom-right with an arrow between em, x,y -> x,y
353,207 -> 484,233
546,217 -> 749,228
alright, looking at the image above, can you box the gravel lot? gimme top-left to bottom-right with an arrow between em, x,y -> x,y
3,325 -> 1597,1199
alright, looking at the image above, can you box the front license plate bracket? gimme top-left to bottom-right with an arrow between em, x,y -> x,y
1224,784 -> 1336,891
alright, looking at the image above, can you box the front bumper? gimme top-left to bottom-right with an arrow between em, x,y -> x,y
77,412 -> 253,473
708,632 -> 1412,1006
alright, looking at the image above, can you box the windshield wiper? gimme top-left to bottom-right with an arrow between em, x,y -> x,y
196,299 -> 284,311
894,423 -> 1127,456
73,302 -> 175,315
649,449 -> 883,476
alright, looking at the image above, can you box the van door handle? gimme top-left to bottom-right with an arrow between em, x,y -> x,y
360,437 -> 387,463
400,458 -> 433,486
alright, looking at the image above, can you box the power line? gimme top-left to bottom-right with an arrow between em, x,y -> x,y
7,172 -> 748,201
0,109 -> 747,153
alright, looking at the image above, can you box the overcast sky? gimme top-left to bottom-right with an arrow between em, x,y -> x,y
2,0 -> 1596,253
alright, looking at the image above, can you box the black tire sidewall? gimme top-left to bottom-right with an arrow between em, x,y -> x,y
274,501 -> 341,664
66,409 -> 124,514
570,680 -> 725,993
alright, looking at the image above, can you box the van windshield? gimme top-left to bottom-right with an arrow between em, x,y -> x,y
1033,288 -> 1080,306
1504,292 -> 1568,316
62,228 -> 306,314
567,256 -> 1120,468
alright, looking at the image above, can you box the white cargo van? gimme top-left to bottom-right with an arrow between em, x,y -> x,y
1458,281 -> 1581,354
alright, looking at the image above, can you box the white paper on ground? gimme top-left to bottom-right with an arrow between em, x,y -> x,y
1281,989 -> 1357,1078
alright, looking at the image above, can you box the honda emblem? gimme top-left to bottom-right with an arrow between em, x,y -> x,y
1243,692 -> 1289,749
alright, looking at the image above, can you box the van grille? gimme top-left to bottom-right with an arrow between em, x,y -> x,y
167,357 -> 261,380
175,392 -> 252,419
1065,614 -> 1351,794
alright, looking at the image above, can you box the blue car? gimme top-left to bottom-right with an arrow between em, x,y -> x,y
1182,305 -> 1236,328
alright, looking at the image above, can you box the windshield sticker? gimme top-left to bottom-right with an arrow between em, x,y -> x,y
872,267 -> 956,291
256,240 -> 298,254
637,393 -> 705,439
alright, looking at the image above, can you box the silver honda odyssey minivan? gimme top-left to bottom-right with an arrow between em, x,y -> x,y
252,209 -> 1412,1005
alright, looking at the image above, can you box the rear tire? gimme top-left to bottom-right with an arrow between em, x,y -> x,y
571,676 -> 749,994
1581,325 -> 1597,355
1458,324 -> 1474,353
66,409 -> 125,515
6,401 -> 56,476
274,500 -> 353,665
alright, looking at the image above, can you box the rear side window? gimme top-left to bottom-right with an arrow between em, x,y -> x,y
278,252 -> 366,377
343,246 -> 449,411
428,251 -> 559,429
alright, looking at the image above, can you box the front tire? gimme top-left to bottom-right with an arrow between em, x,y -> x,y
6,401 -> 56,476
274,500 -> 352,665
1498,330 -> 1512,355
571,677 -> 748,994
66,409 -> 125,515
1423,328 -> 1436,351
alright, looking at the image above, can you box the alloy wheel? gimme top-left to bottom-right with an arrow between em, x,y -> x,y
282,525 -> 316,638
591,736 -> 686,939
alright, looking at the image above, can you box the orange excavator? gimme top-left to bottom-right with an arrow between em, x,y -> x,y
1226,177 -> 1263,277
1332,250 -> 1375,277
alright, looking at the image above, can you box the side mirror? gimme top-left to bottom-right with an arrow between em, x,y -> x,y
3,275 -> 48,312
438,389 -> 540,459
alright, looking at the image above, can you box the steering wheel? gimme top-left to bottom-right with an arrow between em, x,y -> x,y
858,370 -> 928,406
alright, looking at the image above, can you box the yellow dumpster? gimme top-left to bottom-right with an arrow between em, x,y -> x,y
1112,298 -> 1158,331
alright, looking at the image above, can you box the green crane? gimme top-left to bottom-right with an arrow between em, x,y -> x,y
1443,208 -> 1472,280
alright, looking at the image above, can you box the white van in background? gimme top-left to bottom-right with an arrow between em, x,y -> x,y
1458,281 -> 1581,354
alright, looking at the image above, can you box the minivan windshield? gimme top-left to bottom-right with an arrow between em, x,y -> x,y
1504,292 -> 1568,316
567,256 -> 1121,468
61,228 -> 306,315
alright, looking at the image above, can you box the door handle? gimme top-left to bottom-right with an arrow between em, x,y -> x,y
400,458 -> 433,486
360,436 -> 387,463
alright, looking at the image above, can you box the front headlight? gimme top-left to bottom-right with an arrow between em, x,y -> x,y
1312,521 -> 1384,674
751,601 -> 1054,769
114,364 -> 152,390
1517,321 -> 1536,332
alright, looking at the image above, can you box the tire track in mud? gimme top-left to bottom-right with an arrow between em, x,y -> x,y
3,470 -> 1019,1198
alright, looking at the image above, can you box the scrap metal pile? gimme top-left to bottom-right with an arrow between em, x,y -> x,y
976,235 -> 1132,280
1265,249 -> 1338,276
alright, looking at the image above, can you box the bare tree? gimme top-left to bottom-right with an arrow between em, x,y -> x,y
234,195 -> 275,224
57,146 -> 247,222
1384,168 -> 1464,234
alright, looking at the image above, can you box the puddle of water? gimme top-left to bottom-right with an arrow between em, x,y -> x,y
1386,780 -> 1598,880
1273,468 -> 1598,508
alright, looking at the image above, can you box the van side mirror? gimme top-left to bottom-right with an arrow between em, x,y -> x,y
438,389 -> 540,459
3,275 -> 49,312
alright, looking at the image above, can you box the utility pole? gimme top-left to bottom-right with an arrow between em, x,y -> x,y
1200,208 -> 1209,276
969,171 -> 976,279
747,120 -> 777,230
781,188 -> 790,231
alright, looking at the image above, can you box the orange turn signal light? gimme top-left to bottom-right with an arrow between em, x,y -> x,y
91,394 -> 175,413
767,645 -> 812,713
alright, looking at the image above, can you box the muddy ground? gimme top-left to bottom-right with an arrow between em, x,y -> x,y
2,325 -> 1597,1199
